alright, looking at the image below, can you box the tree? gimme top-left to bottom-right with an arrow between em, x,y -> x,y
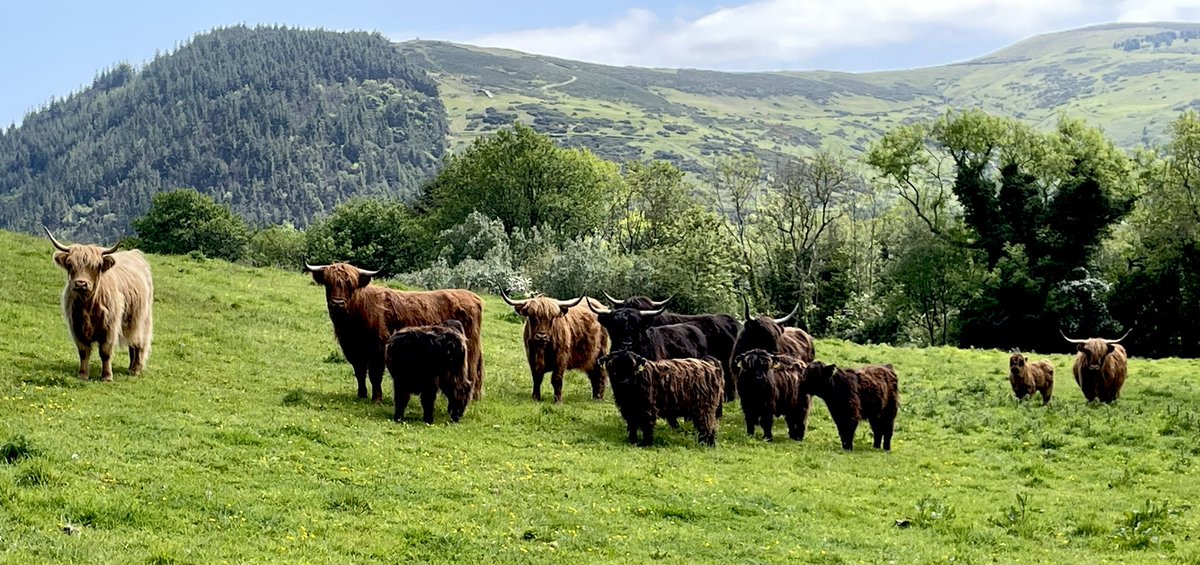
245,223 -> 306,269
303,198 -> 431,276
131,189 -> 250,261
422,122 -> 621,240
709,153 -> 766,309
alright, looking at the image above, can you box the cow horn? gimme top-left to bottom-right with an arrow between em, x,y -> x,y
602,291 -> 626,306
648,295 -> 674,308
773,303 -> 800,325
586,296 -> 610,315
500,288 -> 530,307
356,267 -> 380,278
638,307 -> 666,317
44,226 -> 70,252
1105,329 -> 1132,344
556,296 -> 585,309
303,262 -> 329,273
1059,330 -> 1088,344
100,240 -> 121,255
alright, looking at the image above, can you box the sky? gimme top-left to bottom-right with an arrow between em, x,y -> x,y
3,0 -> 1200,128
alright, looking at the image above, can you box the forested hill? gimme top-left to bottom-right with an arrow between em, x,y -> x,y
0,26 -> 448,241
400,22 -> 1200,173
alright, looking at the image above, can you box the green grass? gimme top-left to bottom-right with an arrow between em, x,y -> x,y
2,228 -> 1199,563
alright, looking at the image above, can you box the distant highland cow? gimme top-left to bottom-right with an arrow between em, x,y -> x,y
733,301 -> 815,368
1008,350 -> 1054,404
1062,330 -> 1130,403
803,361 -> 899,451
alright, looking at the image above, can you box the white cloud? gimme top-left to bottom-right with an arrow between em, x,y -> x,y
467,0 -> 1091,69
1117,0 -> 1200,22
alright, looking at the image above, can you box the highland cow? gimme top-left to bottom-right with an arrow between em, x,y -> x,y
1062,330 -> 1130,403
733,302 -> 815,370
734,349 -> 812,442
385,320 -> 472,424
1008,350 -> 1054,404
604,292 -> 742,400
803,361 -> 899,451
600,351 -> 724,447
501,290 -> 609,403
305,262 -> 484,403
46,228 -> 154,382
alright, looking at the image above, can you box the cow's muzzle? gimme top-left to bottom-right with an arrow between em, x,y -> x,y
72,280 -> 91,293
531,333 -> 551,343
329,298 -> 347,308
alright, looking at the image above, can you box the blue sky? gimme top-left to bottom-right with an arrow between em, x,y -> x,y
3,0 -> 1199,128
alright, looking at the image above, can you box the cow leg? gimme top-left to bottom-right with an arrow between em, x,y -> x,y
744,408 -> 757,437
551,369 -> 565,404
760,413 -> 774,442
789,396 -> 811,441
870,418 -> 885,449
352,364 -> 369,400
639,423 -> 655,447
531,370 -> 544,401
626,421 -> 639,444
99,340 -> 114,382
394,390 -> 411,422
882,417 -> 895,451
420,390 -> 437,425
724,367 -> 736,402
369,364 -> 385,404
587,367 -> 606,400
76,346 -> 92,381
836,418 -> 858,451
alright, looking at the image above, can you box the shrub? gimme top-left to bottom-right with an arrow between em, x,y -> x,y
245,224 -> 306,270
304,198 -> 432,276
131,189 -> 250,261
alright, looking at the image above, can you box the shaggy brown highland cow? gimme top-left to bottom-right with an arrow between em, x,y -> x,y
803,361 -> 899,451
732,302 -> 815,368
305,262 -> 484,403
501,291 -> 609,403
1008,350 -> 1054,404
385,320 -> 472,424
601,351 -> 724,447
1062,330 -> 1130,403
734,349 -> 811,442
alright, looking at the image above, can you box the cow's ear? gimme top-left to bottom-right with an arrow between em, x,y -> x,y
559,304 -> 572,316
53,252 -> 68,267
1106,343 -> 1116,354
101,255 -> 116,272
309,270 -> 326,285
1076,343 -> 1087,353
356,273 -> 374,288
635,364 -> 645,374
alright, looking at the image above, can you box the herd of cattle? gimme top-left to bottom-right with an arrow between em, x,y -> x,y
44,229 -> 1134,450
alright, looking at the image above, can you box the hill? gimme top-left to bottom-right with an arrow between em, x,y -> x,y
1,228 -> 1198,562
400,22 -> 1200,173
0,26 -> 448,241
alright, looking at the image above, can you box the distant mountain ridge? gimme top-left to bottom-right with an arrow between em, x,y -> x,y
399,22 -> 1200,172
0,26 -> 447,241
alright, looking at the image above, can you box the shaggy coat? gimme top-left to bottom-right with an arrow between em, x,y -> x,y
601,351 -> 724,447
734,349 -> 811,442
385,320 -> 472,423
1072,339 -> 1128,403
1008,352 -> 1054,404
803,361 -> 899,451
732,309 -> 816,370
613,296 -> 742,402
589,306 -> 710,362
47,229 -> 154,382
306,263 -> 484,403
507,295 -> 609,403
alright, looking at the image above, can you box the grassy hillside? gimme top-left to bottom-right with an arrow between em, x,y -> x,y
401,22 -> 1200,172
2,228 -> 1199,563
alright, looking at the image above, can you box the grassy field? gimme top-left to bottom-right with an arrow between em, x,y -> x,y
1,228 -> 1199,563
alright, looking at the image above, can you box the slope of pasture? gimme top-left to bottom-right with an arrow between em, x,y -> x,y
0,229 -> 1198,563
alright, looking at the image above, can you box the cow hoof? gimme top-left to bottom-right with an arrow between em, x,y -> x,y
77,374 -> 89,382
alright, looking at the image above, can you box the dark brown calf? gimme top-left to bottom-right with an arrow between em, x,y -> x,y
734,349 -> 811,442
601,351 -> 724,447
385,320 -> 472,424
803,361 -> 899,451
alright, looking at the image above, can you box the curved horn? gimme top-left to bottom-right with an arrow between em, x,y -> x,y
100,240 -> 121,255
773,303 -> 800,325
44,226 -> 70,252
556,296 -> 585,309
602,291 -> 626,306
648,294 -> 674,308
1105,329 -> 1132,344
1059,329 -> 1088,344
638,307 -> 666,317
586,296 -> 610,315
356,267 -> 380,278
303,262 -> 329,273
500,288 -> 531,307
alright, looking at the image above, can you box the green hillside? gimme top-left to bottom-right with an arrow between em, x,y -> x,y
0,26 -> 448,241
2,228 -> 1199,562
401,22 -> 1200,172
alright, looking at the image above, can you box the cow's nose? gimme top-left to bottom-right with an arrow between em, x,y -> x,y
72,280 -> 89,291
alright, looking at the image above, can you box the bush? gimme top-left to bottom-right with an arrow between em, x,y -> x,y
531,236 -> 631,300
245,224 -> 305,270
131,189 -> 250,261
304,198 -> 432,276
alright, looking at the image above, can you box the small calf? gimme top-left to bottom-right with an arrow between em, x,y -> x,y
734,349 -> 811,442
803,361 -> 899,451
601,351 -> 724,447
1008,351 -> 1054,404
385,319 -> 472,424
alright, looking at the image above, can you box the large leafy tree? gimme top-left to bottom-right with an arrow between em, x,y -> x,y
131,189 -> 250,261
421,123 -> 621,240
